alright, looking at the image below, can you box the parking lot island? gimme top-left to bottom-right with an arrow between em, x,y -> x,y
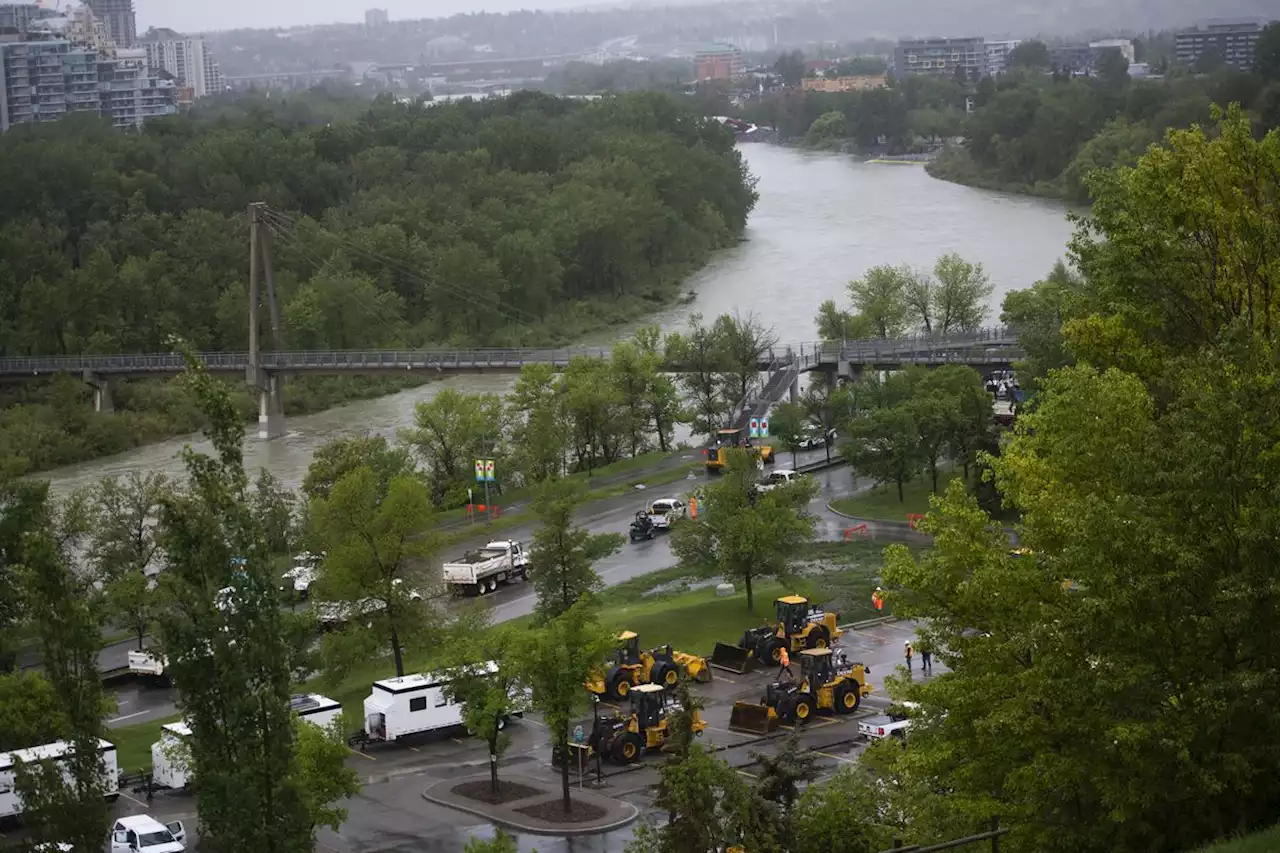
422,773 -> 639,836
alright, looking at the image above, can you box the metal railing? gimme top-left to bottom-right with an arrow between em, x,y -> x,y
0,328 -> 1021,378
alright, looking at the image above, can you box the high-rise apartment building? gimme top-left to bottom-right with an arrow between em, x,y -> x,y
894,37 -> 986,78
0,38 -> 100,132
140,28 -> 223,98
365,8 -> 389,27
694,44 -> 743,81
98,46 -> 177,128
985,39 -> 1020,76
1175,22 -> 1262,70
84,0 -> 135,47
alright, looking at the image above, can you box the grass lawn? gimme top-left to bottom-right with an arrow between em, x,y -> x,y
108,540 -> 889,773
1195,826 -> 1280,853
830,465 -> 964,522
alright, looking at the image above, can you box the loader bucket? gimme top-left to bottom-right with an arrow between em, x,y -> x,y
729,701 -> 778,735
710,642 -> 754,674
674,652 -> 714,683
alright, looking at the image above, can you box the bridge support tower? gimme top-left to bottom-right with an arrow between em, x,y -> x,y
789,375 -> 800,403
246,202 -> 287,440
82,370 -> 114,413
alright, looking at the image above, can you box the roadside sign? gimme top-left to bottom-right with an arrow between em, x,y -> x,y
749,418 -> 760,438
474,460 -> 484,482
484,460 -> 496,482
759,417 -> 770,437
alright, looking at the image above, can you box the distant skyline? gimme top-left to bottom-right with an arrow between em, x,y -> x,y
134,0 -> 604,33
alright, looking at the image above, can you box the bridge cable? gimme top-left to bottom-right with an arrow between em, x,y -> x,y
259,207 -> 544,331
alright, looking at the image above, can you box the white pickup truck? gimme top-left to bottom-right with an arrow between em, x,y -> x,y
858,714 -> 911,741
442,540 -> 528,596
755,469 -> 800,493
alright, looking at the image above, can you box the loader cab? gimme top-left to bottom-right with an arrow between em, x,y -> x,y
617,631 -> 642,667
776,595 -> 810,635
799,647 -> 835,688
631,683 -> 666,730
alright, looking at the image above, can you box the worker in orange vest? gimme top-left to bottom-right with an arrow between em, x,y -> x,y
872,587 -> 884,612
778,645 -> 793,682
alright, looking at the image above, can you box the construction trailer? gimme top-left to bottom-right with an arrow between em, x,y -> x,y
356,662 -> 518,747
0,739 -> 119,818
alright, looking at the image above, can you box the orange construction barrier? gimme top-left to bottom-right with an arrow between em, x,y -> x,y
689,497 -> 698,519
843,523 -> 870,541
907,514 -> 926,530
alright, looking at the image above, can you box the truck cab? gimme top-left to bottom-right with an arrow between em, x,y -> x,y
110,816 -> 185,853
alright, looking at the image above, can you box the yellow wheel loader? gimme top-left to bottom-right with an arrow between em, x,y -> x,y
585,631 -> 713,701
728,647 -> 872,734
703,427 -> 774,472
588,683 -> 707,764
711,595 -> 843,674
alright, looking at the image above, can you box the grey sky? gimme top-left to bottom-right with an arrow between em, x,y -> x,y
135,0 -> 590,34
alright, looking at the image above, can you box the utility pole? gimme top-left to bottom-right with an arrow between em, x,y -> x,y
247,202 -> 286,439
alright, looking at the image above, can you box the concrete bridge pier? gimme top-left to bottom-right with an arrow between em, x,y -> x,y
789,375 -> 800,403
247,367 -> 285,440
82,369 -> 114,413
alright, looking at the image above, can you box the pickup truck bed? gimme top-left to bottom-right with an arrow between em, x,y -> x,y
858,714 -> 910,741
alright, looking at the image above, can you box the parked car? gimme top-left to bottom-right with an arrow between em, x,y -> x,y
796,427 -> 837,450
646,498 -> 687,530
755,469 -> 801,493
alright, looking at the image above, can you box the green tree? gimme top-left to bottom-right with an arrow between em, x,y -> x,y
801,384 -> 845,464
513,599 -> 614,815
103,569 -> 159,650
751,736 -> 820,844
0,670 -> 66,750
85,472 -> 168,582
0,479 -> 49,671
628,744 -> 752,853
443,623 -> 528,795
793,765 -> 888,853
406,389 -> 505,506
774,50 -> 807,88
1008,40 -> 1051,69
15,526 -> 113,852
713,312 -> 779,409
815,299 -> 877,341
634,325 -> 685,453
529,478 -> 622,622
670,449 -> 817,610
1255,21 -> 1280,81
901,267 -> 936,333
768,401 -> 809,468
667,314 -> 731,438
301,434 -> 416,503
845,404 -> 921,502
848,266 -> 911,337
309,466 -> 438,678
610,340 -> 657,458
464,831 -> 519,853
251,470 -> 297,555
931,254 -> 992,333
1000,260 -> 1084,389
1094,47 -> 1130,89
507,363 -> 568,482
294,717 -> 361,836
560,356 -> 622,473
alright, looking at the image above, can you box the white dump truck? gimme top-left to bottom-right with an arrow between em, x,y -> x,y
314,579 -> 421,631
442,540 -> 528,595
354,662 -> 519,747
128,649 -> 169,682
0,739 -> 119,818
151,693 -> 342,791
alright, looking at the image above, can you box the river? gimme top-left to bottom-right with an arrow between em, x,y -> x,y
41,145 -> 1074,499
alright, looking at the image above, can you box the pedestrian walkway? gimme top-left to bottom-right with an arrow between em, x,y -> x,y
421,773 -> 639,836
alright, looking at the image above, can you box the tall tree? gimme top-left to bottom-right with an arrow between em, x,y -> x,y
792,765 -> 888,853
406,389 -> 505,506
635,325 -> 685,453
293,717 -> 361,838
309,466 -> 439,678
251,470 -> 297,555
670,449 -> 816,610
86,471 -> 168,581
768,401 -> 809,469
513,600 -> 614,815
529,478 -> 622,622
844,405 -> 921,503
103,569 -> 159,651
609,341 -> 657,458
713,312 -> 779,407
1256,21 -> 1280,81
666,314 -> 731,438
443,622 -> 528,796
0,478 -> 50,671
847,266 -> 912,337
1000,260 -> 1084,389
301,434 -> 415,503
559,356 -> 622,473
815,299 -> 877,341
155,352 -> 351,853
507,363 -> 568,483
627,744 -> 752,853
1008,40 -> 1051,69
774,50 -> 807,87
0,670 -> 65,751
931,253 -> 993,333
13,528 -> 112,853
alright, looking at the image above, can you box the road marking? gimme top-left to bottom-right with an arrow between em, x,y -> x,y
119,791 -> 150,808
451,737 -> 465,745
714,676 -> 737,685
409,746 -> 420,752
735,769 -> 758,779
108,711 -> 149,723
815,750 -> 855,764
347,748 -> 376,761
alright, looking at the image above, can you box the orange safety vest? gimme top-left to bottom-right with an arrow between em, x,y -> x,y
779,647 -> 790,667
872,592 -> 884,611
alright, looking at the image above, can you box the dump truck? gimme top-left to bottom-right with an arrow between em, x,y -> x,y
710,595 -> 842,674
442,540 -> 528,596
703,428 -> 774,472
587,683 -> 706,764
585,631 -> 712,700
729,647 -> 871,734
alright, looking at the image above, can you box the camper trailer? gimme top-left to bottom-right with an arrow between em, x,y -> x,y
0,739 -> 119,818
358,663 -> 513,746
289,693 -> 342,730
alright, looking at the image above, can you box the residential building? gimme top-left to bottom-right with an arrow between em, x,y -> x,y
365,8 -> 388,28
1089,38 -> 1135,64
1175,21 -> 1262,70
140,28 -> 223,98
98,46 -> 176,128
0,38 -> 100,132
0,2 -> 47,34
893,37 -> 986,78
694,44 -> 742,82
1050,44 -> 1096,75
985,39 -> 1020,75
801,75 -> 887,92
84,0 -> 134,47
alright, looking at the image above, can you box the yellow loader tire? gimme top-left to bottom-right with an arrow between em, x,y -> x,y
834,682 -> 859,714
794,693 -> 816,721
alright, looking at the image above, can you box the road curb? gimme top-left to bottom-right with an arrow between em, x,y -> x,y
421,775 -> 639,836
825,502 -> 916,528
840,615 -> 901,631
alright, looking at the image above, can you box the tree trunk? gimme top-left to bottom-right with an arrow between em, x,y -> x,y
791,448 -> 798,468
390,626 -> 404,677
897,478 -> 905,502
136,627 -> 146,651
559,723 -> 572,815
744,572 -> 754,611
931,462 -> 939,494
824,441 -> 832,464
489,725 -> 500,795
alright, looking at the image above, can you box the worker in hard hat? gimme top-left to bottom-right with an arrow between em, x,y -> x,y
904,640 -> 914,674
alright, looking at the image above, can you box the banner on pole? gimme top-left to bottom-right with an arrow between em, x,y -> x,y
484,459 -> 496,482
474,460 -> 485,482
749,418 -> 760,438
759,417 -> 770,437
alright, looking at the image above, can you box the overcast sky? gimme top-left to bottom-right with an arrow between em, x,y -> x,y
133,0 -> 594,33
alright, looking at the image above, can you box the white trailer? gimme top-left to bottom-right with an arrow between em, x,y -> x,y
359,663 -> 514,745
0,739 -> 119,818
151,693 -> 342,791
442,540 -> 528,595
128,649 -> 169,681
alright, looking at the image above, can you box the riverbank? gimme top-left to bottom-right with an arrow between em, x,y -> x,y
926,148 -> 1067,200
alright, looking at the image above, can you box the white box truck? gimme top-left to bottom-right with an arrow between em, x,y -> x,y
442,540 -> 528,595
356,662 -> 517,747
152,693 -> 342,791
0,739 -> 119,818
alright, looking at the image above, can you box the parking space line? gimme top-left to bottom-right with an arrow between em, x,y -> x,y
815,751 -> 855,764
735,769 -> 757,779
409,747 -> 420,752
348,748 -> 376,761
451,737 -> 465,745
119,791 -> 150,808
108,710 -> 148,723
715,676 -> 737,684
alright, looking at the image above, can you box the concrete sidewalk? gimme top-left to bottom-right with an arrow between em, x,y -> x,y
422,773 -> 639,836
